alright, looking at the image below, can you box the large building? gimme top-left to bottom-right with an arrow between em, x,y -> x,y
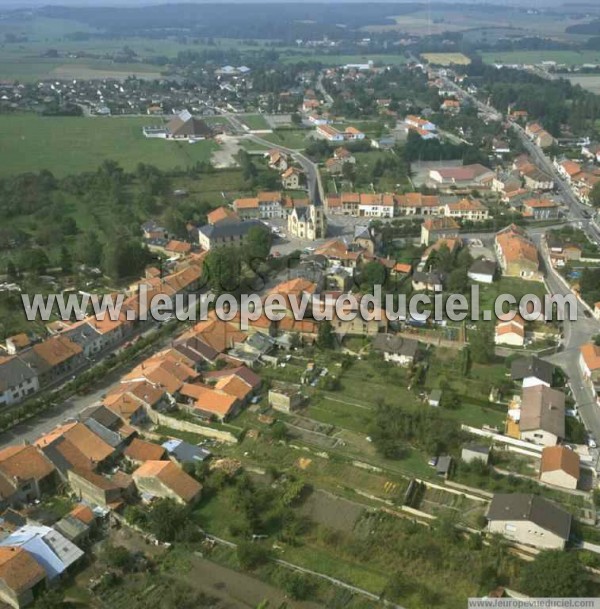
495,225 -> 540,280
287,205 -> 326,241
198,219 -> 266,250
143,110 -> 213,141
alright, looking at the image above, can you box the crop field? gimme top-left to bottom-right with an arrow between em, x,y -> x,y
421,52 -> 471,66
281,53 -> 408,66
481,50 -> 600,67
0,114 -> 217,177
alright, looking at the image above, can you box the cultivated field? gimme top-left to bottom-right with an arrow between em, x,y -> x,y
481,50 -> 600,66
421,52 -> 471,66
0,115 -> 217,177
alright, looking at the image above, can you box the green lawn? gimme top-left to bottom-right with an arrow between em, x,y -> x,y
260,129 -> 310,149
241,114 -> 271,131
281,53 -> 408,66
0,114 -> 217,176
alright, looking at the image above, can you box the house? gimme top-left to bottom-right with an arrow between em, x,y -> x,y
162,439 -> 211,464
522,198 -> 559,220
344,126 -> 365,141
0,524 -> 84,581
486,493 -> 571,550
461,444 -> 490,465
0,357 -> 39,407
421,217 -> 459,246
372,334 -> 419,366
511,356 -> 554,388
287,205 -> 326,241
405,115 -> 436,132
132,460 -> 202,504
441,99 -> 460,113
198,219 -> 267,250
207,207 -> 240,225
582,143 -> 600,164
412,271 -> 443,292
316,124 -> 344,142
21,336 -> 83,386
429,164 -> 494,187
395,192 -> 441,216
579,342 -> 600,386
4,335 -> 30,356
0,546 -> 46,608
357,193 -> 395,218
546,234 -> 582,268
495,225 -> 539,279
518,385 -> 565,446
67,469 -> 124,509
141,220 -> 167,240
54,504 -> 95,544
520,164 -> 554,191
180,382 -> 239,421
268,381 -> 305,413
353,225 -> 378,255
266,149 -> 288,172
436,456 -> 453,478
123,439 -> 167,465
556,159 -> 582,183
0,445 -> 56,508
443,198 -> 489,222
281,167 -> 303,190
495,316 -> 525,347
468,259 -> 496,284
525,123 -> 555,149
540,446 -> 580,490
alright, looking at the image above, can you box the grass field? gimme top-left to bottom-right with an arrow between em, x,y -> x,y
240,114 -> 271,131
0,114 -> 218,176
481,50 -> 600,66
281,53 -> 408,66
561,74 -> 600,94
260,129 -> 311,149
421,52 -> 471,66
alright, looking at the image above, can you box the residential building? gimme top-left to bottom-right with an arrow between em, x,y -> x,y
495,315 -> 525,347
21,336 -> 83,386
67,469 -> 123,509
420,217 -> 459,246
522,198 -> 559,220
132,460 -> 202,504
518,385 -> 565,446
233,193 -> 285,220
0,356 -> 39,407
395,192 -> 441,216
412,271 -> 443,292
468,259 -> 496,284
372,334 -> 419,366
123,438 -> 167,465
525,123 -> 556,149
540,446 -> 580,490
0,546 -> 46,608
495,225 -> 539,279
206,207 -> 240,225
316,124 -> 345,142
443,197 -> 489,222
486,493 -> 571,549
4,334 -> 30,356
281,167 -> 303,189
0,445 -> 56,508
579,342 -> 600,386
511,356 -> 554,388
162,439 -> 211,464
520,164 -> 554,191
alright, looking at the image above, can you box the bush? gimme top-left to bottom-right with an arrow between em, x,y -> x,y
236,541 -> 271,570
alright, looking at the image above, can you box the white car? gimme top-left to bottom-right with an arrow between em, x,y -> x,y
588,438 -> 598,449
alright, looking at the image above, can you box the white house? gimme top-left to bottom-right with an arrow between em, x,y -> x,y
372,335 -> 419,367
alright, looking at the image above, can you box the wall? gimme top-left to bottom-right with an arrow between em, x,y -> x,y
148,411 -> 238,444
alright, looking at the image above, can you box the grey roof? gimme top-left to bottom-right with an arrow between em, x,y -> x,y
372,334 -> 419,358
54,516 -> 89,542
486,493 -> 571,540
64,322 -> 102,350
412,271 -> 443,285
436,455 -> 452,475
468,259 -> 496,277
166,112 -> 212,138
83,418 -> 122,448
354,225 -> 373,241
79,405 -> 121,430
162,439 -> 211,463
429,389 -> 442,402
199,219 -> 264,240
0,356 -> 37,392
519,385 -> 565,438
511,356 -> 554,385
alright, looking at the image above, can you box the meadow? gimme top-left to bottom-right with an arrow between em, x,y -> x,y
0,114 -> 217,177
560,74 -> 600,95
421,52 -> 471,66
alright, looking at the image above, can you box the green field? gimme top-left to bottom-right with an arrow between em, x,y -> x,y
561,74 -> 600,95
0,114 -> 218,177
281,53 -> 408,66
481,50 -> 600,66
240,114 -> 271,131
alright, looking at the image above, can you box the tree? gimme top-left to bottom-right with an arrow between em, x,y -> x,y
59,245 -> 72,274
591,182 -> 600,208
520,551 -> 590,597
76,231 -> 103,267
5,260 -> 17,281
146,498 -> 190,542
469,324 -> 494,364
316,320 -> 336,350
101,544 -> 135,572
357,260 -> 386,292
204,246 -> 243,294
270,421 -> 289,442
245,225 -> 272,261
236,541 -> 271,570
102,238 -> 152,280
